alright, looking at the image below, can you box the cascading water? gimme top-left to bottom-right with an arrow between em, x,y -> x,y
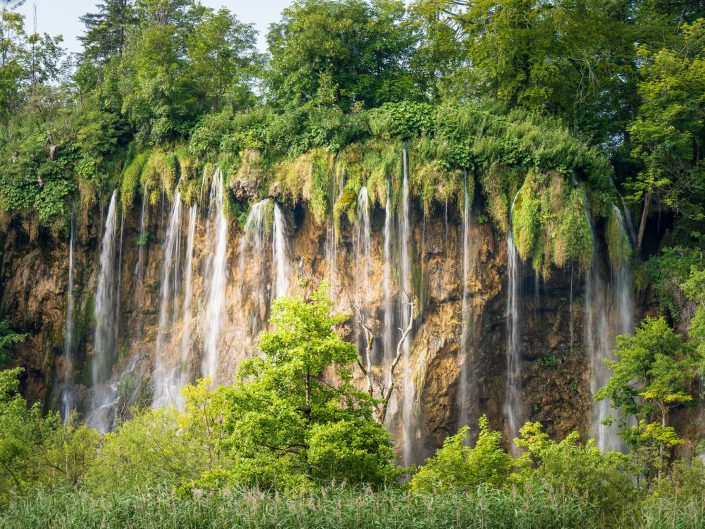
355,187 -> 371,299
152,191 -> 183,408
90,191 -> 120,433
239,199 -> 290,337
239,199 -> 270,335
382,183 -> 394,386
135,198 -> 147,283
587,205 -> 634,451
400,147 -> 414,466
181,205 -> 197,364
60,211 -> 76,422
354,186 -> 373,360
272,204 -> 289,299
505,192 -> 521,444
202,168 -> 228,383
457,171 -> 473,430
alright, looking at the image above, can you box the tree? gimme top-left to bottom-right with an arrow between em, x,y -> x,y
628,20 -> 705,251
186,8 -> 260,112
79,0 -> 137,65
0,368 -> 43,500
411,415 -> 513,493
0,319 -> 27,366
596,317 -> 693,482
266,0 -> 421,112
212,284 -> 397,490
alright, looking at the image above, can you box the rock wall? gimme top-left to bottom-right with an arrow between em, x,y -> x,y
0,188 -> 605,462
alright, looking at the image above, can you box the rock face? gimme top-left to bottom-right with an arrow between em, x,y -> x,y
0,183 -> 613,462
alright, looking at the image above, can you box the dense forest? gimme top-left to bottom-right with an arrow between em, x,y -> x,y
1,0 -> 705,526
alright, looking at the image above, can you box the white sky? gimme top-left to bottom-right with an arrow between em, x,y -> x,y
17,0 -> 293,54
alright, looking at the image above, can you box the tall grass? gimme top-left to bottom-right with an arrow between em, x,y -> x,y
0,487 -> 701,529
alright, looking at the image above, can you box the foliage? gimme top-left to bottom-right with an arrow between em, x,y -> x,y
213,284 -> 397,490
266,0 -> 420,112
411,415 -> 513,493
596,317 -> 693,484
0,320 -> 27,366
512,171 -> 593,277
514,424 -> 636,525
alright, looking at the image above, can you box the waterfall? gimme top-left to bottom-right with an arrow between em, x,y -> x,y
202,168 -> 228,383
272,204 -> 289,299
458,171 -> 473,429
181,205 -> 197,363
354,186 -> 373,362
152,191 -> 184,408
89,191 -> 120,434
382,183 -> 394,386
355,187 -> 371,298
587,205 -> 634,451
135,198 -> 147,282
239,199 -> 290,339
60,211 -> 76,422
239,199 -> 270,336
400,147 -> 414,466
505,192 -> 521,444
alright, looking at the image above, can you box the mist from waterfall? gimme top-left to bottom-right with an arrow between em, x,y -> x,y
89,191 -> 120,434
458,170 -> 473,430
400,147 -> 414,467
202,168 -> 228,383
505,192 -> 521,444
60,211 -> 76,422
587,205 -> 634,451
153,191 -> 184,408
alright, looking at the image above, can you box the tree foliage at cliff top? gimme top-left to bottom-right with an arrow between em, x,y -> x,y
0,0 -> 703,258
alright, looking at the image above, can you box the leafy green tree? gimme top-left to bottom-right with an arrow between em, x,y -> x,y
85,406 -> 207,494
596,317 -> 694,481
411,415 -> 513,493
514,422 -> 636,524
0,368 -> 43,501
186,8 -> 260,112
213,284 -> 397,490
266,0 -> 420,112
628,19 -> 705,251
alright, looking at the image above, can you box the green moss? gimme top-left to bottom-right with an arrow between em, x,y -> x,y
513,172 -> 594,277
120,151 -> 149,211
556,188 -> 594,273
140,150 -> 178,204
605,205 -> 632,272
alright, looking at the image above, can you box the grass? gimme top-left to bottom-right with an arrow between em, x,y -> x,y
1,486 -> 702,529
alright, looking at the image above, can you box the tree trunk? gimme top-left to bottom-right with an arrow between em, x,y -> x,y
636,185 -> 652,253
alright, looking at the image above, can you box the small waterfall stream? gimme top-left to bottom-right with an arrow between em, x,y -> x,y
505,192 -> 521,444
272,204 -> 289,299
458,171 -> 473,430
202,168 -> 228,383
60,211 -> 76,422
587,205 -> 634,451
153,191 -> 184,408
90,191 -> 120,433
400,147 -> 414,466
181,205 -> 197,365
239,199 -> 290,337
382,183 -> 394,387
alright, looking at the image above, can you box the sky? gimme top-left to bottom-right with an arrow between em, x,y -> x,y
17,0 -> 293,54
